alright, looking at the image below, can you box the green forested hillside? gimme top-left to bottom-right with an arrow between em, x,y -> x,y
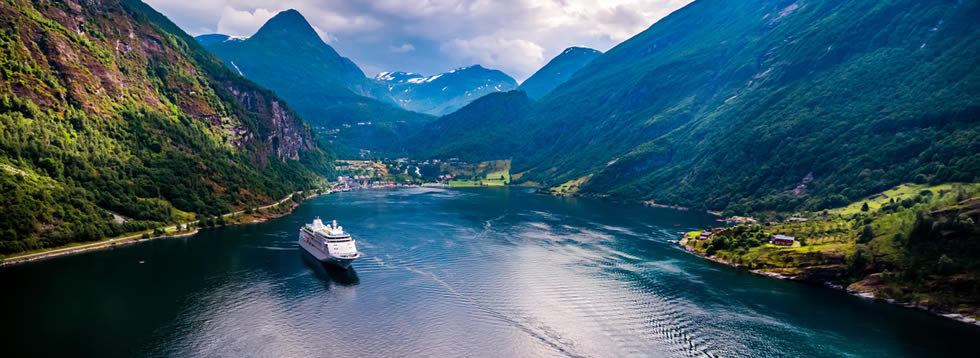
410,91 -> 533,158
199,10 -> 435,156
683,183 -> 980,318
518,47 -> 601,99
412,0 -> 980,215
0,0 -> 332,254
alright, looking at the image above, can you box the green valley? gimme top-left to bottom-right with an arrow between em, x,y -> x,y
391,0 -> 980,319
407,0 -> 980,217
445,160 -> 511,187
2,0 -> 980,354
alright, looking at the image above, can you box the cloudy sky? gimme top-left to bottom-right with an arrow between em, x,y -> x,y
146,0 -> 693,82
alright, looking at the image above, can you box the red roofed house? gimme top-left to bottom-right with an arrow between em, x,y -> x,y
771,235 -> 796,246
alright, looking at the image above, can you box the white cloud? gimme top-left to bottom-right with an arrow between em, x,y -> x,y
305,9 -> 383,32
441,36 -> 544,80
389,43 -> 416,53
369,0 -> 462,17
216,7 -> 277,36
312,26 -> 337,44
145,0 -> 694,81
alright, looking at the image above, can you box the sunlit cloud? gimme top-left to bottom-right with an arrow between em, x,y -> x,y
145,0 -> 693,81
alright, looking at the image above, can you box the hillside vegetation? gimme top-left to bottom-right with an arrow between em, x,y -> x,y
518,47 -> 602,99
443,160 -> 511,187
683,183 -> 980,318
0,0 -> 332,254
410,0 -> 980,215
410,91 -> 534,159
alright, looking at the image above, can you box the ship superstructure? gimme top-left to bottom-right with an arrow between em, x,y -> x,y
299,218 -> 360,269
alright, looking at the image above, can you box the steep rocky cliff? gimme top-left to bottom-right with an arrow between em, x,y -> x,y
0,0 -> 332,253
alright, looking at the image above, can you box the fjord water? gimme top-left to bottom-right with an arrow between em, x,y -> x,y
1,188 -> 976,357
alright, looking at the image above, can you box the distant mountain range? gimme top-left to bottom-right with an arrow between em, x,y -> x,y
519,47 -> 602,99
409,0 -> 980,214
376,65 -> 518,116
194,9 -> 597,126
8,0 -> 972,226
195,10 -> 434,155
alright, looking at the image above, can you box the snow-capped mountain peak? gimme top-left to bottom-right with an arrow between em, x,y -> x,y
373,65 -> 518,116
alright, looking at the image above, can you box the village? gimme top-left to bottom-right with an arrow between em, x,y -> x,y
333,158 -> 513,190
333,160 -> 424,190
674,212 -> 855,274
684,225 -> 800,248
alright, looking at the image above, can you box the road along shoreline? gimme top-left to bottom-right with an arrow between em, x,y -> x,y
0,190 -> 331,267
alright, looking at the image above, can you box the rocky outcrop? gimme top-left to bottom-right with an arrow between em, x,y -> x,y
0,0 -> 319,167
226,85 -> 311,163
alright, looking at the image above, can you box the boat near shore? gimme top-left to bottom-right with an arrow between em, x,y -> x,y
299,218 -> 360,269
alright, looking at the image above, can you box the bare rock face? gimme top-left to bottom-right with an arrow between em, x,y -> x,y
227,86 -> 311,163
6,0 -> 319,168
267,99 -> 306,161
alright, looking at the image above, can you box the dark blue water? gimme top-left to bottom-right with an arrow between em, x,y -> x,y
1,188 -> 977,357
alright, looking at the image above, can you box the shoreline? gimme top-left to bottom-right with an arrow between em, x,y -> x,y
544,185 -> 979,327
0,229 -> 201,267
0,189 -> 333,267
538,188 -> 724,216
675,239 -> 980,327
0,185 -> 627,266
11,184 -> 978,327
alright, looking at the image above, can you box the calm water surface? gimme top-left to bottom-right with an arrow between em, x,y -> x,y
1,188 -> 977,357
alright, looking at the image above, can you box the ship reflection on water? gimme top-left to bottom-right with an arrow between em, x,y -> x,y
301,251 -> 360,287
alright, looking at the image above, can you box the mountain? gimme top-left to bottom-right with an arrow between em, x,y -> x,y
376,65 -> 518,116
202,9 -> 381,101
197,10 -> 434,155
411,0 -> 980,214
518,47 -> 602,99
410,91 -> 533,157
0,0 -> 332,254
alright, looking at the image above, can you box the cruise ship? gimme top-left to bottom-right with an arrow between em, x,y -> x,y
299,218 -> 360,269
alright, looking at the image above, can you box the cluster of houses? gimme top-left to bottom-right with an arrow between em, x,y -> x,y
338,160 -> 381,171
335,175 -> 412,190
395,157 -> 462,166
692,228 -> 796,246
336,176 -> 364,190
695,228 -> 726,240
715,216 -> 758,224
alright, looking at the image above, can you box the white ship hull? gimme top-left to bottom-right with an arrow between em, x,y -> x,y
298,225 -> 359,270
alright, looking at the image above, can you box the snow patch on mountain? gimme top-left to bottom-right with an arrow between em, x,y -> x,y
425,74 -> 442,83
373,64 -> 517,115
